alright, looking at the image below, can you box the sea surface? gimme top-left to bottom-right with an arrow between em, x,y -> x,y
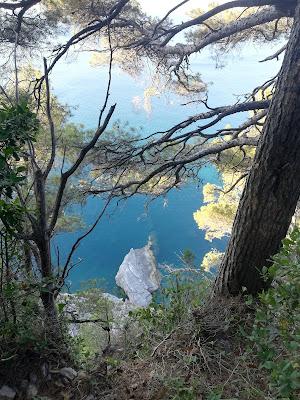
51,44 -> 281,292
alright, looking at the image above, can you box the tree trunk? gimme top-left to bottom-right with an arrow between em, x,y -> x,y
34,169 -> 57,320
38,237 -> 57,321
214,1 -> 300,295
23,243 -> 32,275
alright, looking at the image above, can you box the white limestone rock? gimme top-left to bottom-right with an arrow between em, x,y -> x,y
102,293 -> 137,334
58,292 -> 136,338
58,293 -> 88,337
115,243 -> 161,307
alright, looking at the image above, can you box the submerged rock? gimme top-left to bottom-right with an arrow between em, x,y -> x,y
115,243 -> 161,307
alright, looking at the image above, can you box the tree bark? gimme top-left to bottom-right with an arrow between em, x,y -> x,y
38,237 -> 57,321
33,169 -> 57,320
214,0 -> 300,295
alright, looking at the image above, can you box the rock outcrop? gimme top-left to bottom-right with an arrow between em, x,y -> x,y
115,243 -> 161,307
102,293 -> 136,332
59,292 -> 136,338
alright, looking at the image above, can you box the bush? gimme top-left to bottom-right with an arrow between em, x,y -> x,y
127,268 -> 211,358
108,235 -> 300,400
249,228 -> 300,399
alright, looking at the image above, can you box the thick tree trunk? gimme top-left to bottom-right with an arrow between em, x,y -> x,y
214,1 -> 300,295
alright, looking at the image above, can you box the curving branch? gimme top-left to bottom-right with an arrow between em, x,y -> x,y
43,58 -> 56,179
159,0 -> 281,45
144,100 -> 270,145
259,43 -> 287,61
0,0 -> 39,10
217,172 -> 248,194
89,137 -> 258,197
49,104 -> 116,233
57,196 -> 112,292
161,7 -> 284,61
152,0 -> 190,38
36,0 -> 130,89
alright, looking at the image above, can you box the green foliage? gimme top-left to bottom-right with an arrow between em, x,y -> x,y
167,377 -> 198,400
0,273 -> 49,359
68,283 -> 114,360
181,249 -> 196,267
0,101 -> 38,230
249,228 -> 300,399
160,271 -> 209,325
129,270 -> 210,356
0,199 -> 24,233
206,391 -> 223,400
114,233 -> 300,399
78,278 -> 108,292
0,100 -> 38,140
0,102 -> 45,358
0,247 -> 77,369
193,171 -> 242,242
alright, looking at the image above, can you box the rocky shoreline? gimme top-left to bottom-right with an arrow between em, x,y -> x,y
0,242 -> 161,400
60,241 -> 161,336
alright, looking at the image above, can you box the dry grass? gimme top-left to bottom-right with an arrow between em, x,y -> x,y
0,297 -> 277,399
101,297 -> 270,400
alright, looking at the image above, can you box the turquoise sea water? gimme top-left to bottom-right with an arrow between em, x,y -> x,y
51,45 -> 280,292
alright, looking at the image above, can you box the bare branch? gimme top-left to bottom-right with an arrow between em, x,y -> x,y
49,105 -> 116,233
43,58 -> 56,179
150,100 -> 269,144
159,0 -> 280,45
98,26 -> 113,127
36,0 -> 129,91
259,43 -> 287,61
0,0 -> 39,11
67,317 -> 109,327
58,196 -> 112,290
90,137 -> 258,196
218,172 -> 248,194
13,32 -> 19,103
161,7 -> 284,61
152,0 -> 190,38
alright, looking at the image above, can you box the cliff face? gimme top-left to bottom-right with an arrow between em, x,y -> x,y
115,243 -> 161,307
58,242 -> 161,342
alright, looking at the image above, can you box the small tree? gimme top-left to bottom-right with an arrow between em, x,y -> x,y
0,0 -> 132,321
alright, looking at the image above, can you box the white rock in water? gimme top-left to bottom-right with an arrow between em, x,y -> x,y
115,243 -> 160,307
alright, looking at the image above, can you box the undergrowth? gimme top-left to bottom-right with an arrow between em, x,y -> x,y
1,229 -> 299,399
249,228 -> 300,399
102,231 -> 300,400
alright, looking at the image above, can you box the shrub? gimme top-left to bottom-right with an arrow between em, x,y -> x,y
249,228 -> 300,399
127,268 -> 211,358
